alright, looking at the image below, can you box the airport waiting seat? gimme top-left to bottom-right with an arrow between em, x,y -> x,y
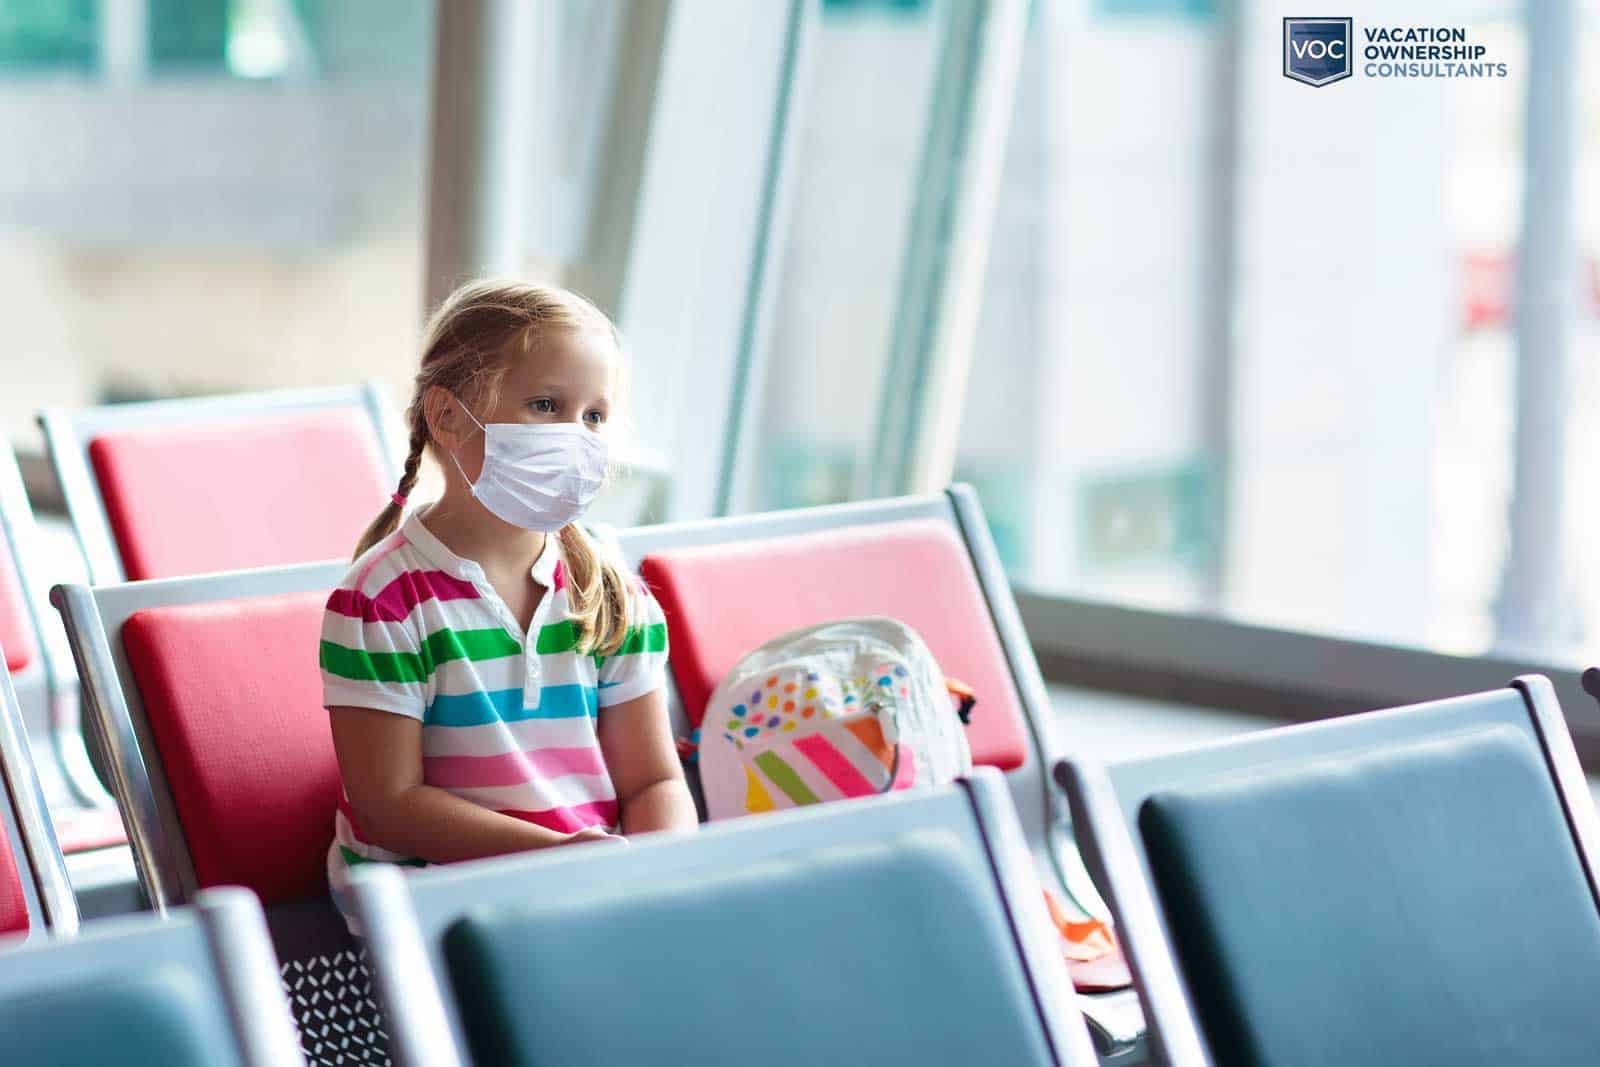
0,643 -> 77,941
1,441 -> 129,859
52,561 -> 375,1066
1057,677 -> 1600,1067
351,768 -> 1097,1067
615,485 -> 1144,1057
0,886 -> 304,1066
39,382 -> 402,585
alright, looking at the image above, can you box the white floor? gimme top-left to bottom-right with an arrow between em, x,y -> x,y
1049,684 -> 1281,761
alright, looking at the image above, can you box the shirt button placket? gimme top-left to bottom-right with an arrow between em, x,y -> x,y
524,630 -> 541,692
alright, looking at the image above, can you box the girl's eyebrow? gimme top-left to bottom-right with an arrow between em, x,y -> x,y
521,389 -> 611,406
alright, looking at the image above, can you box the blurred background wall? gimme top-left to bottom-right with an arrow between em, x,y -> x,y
1,0 -> 1597,667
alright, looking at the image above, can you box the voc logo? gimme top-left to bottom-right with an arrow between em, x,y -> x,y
1283,17 -> 1353,87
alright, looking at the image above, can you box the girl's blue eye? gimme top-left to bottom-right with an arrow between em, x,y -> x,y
584,410 -> 606,425
530,398 -> 556,413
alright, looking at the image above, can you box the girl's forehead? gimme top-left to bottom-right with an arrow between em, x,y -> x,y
500,327 -> 617,384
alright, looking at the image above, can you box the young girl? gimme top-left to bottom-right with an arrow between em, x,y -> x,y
320,280 -> 697,905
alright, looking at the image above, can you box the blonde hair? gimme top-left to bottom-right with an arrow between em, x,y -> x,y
354,278 -> 634,657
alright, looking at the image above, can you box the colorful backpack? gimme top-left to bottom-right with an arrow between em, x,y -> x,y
698,617 -> 973,820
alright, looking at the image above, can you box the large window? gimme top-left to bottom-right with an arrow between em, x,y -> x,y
0,1 -> 434,442
726,0 -> 945,514
948,0 -> 1600,669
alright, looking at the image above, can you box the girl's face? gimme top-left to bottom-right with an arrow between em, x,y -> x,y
434,325 -> 617,485
483,325 -> 615,431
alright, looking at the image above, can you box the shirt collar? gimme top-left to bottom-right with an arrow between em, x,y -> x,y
402,511 -> 562,585
530,531 -> 561,586
401,511 -> 477,579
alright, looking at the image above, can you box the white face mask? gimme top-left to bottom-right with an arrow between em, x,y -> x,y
448,403 -> 609,532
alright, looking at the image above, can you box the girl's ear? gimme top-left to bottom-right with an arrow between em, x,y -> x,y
422,385 -> 465,451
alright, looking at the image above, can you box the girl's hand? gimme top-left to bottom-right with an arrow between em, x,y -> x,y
564,826 -> 627,847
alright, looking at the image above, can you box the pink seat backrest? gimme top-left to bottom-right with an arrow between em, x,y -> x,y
122,590 -> 337,905
0,541 -> 35,674
88,408 -> 389,580
639,518 -> 1030,772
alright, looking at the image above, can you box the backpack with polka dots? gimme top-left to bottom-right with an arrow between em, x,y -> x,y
698,617 -> 974,820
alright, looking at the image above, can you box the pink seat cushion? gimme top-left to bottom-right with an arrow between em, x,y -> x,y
0,541 -> 35,673
639,518 -> 1029,771
53,808 -> 128,854
0,817 -> 28,936
89,408 -> 389,581
122,590 -> 337,905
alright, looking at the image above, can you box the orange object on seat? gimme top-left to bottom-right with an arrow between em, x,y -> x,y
1043,888 -> 1131,993
639,518 -> 1029,771
89,408 -> 389,581
0,542 -> 36,674
122,590 -> 337,905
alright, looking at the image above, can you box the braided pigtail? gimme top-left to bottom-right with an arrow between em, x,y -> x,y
352,412 -> 427,559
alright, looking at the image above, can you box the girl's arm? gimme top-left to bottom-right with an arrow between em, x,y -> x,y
597,687 -> 698,836
330,705 -> 612,864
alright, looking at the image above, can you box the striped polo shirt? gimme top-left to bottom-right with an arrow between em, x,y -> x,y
319,511 -> 668,893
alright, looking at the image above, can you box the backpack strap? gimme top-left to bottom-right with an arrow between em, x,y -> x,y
945,677 -> 976,725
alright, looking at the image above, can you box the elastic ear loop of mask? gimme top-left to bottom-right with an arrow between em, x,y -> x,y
447,397 -> 487,486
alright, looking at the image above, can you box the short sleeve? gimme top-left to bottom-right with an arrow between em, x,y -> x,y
319,586 -> 429,720
596,580 -> 670,709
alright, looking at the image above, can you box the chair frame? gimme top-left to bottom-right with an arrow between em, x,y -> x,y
0,886 -> 303,1066
0,647 -> 77,939
39,381 -> 405,586
352,768 -> 1097,1067
1056,675 -> 1600,1067
0,442 -> 118,816
52,562 -> 347,913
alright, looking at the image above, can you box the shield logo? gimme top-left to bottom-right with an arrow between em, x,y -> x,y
1283,18 -> 1353,87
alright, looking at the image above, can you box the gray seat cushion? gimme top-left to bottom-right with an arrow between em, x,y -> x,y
1140,725 -> 1600,1067
443,829 -> 1056,1067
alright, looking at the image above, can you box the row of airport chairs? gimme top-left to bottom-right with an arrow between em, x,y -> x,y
47,486 -> 1128,1063
3,383 -> 1600,1064
8,647 -> 1600,1065
0,387 -> 1131,1063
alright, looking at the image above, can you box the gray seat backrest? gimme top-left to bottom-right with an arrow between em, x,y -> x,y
353,769 -> 1097,1067
1059,676 -> 1600,1067
0,887 -> 303,1067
